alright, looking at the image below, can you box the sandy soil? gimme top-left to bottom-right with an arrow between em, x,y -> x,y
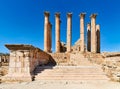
0,80 -> 120,89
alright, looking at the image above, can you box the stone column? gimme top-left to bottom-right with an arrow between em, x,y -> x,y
47,22 -> 52,52
55,13 -> 61,53
80,13 -> 85,52
0,56 -> 1,63
87,23 -> 91,52
44,11 -> 49,52
90,14 -> 97,53
96,24 -> 100,53
67,13 -> 72,52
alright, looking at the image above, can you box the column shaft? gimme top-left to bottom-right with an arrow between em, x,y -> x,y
87,23 -> 91,52
44,12 -> 49,52
90,14 -> 97,53
67,13 -> 72,52
47,22 -> 52,52
96,24 -> 100,53
80,13 -> 85,52
55,13 -> 61,52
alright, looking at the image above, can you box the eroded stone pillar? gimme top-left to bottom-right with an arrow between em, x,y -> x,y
55,13 -> 61,53
90,14 -> 97,53
47,22 -> 52,52
67,13 -> 72,52
96,24 -> 100,53
87,23 -> 91,52
80,13 -> 85,52
44,11 -> 50,52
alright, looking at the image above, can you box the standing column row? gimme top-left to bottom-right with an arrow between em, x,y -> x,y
44,12 -> 100,53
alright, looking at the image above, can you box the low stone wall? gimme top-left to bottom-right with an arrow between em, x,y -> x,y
2,44 -> 50,82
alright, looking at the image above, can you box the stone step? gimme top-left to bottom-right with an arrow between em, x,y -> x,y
35,76 -> 109,80
35,70 -> 104,74
36,67 -> 101,70
36,74 -> 107,78
36,65 -> 101,68
34,65 -> 109,81
34,68 -> 103,73
36,68 -> 101,71
36,72 -> 106,75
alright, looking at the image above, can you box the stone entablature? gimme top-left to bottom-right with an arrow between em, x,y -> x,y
2,44 -> 50,82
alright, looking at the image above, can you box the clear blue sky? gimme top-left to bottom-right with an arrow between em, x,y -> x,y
0,0 -> 120,53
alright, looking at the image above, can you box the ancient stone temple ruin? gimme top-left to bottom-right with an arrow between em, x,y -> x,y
44,12 -> 100,53
2,12 -> 112,82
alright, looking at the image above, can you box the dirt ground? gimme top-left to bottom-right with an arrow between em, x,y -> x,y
0,80 -> 120,89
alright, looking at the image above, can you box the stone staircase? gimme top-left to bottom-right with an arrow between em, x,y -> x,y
34,65 -> 109,82
33,53 -> 109,82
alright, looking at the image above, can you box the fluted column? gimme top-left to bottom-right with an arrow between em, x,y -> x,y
90,14 -> 97,53
55,13 -> 61,53
44,12 -> 49,52
87,23 -> 91,52
80,13 -> 85,52
67,13 -> 72,52
96,24 -> 100,53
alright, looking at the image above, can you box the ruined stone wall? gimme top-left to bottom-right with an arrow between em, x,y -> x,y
86,52 -> 120,82
0,55 -> 9,63
102,53 -> 120,82
72,39 -> 81,52
2,45 -> 50,82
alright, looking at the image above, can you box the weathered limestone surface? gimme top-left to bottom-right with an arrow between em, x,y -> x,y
2,44 -> 50,82
67,13 -> 72,52
90,14 -> 97,53
55,13 -> 61,53
87,23 -> 91,52
80,13 -> 85,52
